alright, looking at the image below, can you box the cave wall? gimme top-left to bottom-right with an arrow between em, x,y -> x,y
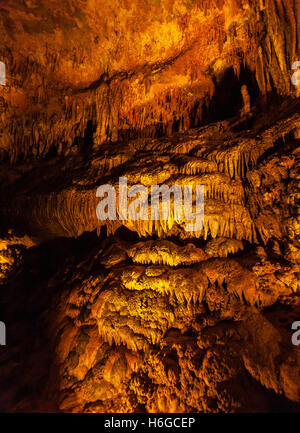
0,0 -> 299,414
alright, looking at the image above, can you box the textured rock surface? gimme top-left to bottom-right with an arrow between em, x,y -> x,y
1,0 -> 300,162
0,0 -> 299,413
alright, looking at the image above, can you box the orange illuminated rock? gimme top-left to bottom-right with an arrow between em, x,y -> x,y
0,0 -> 299,415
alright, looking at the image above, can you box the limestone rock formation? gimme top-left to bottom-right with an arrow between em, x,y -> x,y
0,0 -> 299,413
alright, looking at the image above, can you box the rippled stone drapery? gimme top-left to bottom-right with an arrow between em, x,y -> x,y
0,0 -> 299,413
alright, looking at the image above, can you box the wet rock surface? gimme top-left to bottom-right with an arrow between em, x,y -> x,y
0,0 -> 299,413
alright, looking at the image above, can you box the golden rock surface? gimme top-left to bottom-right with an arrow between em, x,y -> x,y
0,0 -> 299,413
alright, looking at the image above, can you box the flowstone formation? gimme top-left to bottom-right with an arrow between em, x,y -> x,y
0,0 -> 299,413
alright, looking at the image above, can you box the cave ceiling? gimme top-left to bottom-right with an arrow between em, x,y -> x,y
0,0 -> 299,414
